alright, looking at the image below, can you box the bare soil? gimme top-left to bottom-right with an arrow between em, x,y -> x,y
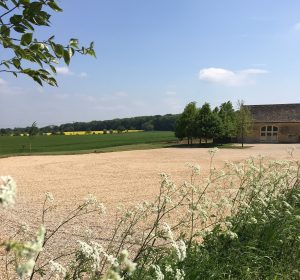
0,144 -> 299,275
1,144 -> 299,224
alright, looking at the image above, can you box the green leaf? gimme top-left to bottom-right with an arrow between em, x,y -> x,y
63,49 -> 70,65
49,65 -> 57,74
12,58 -> 21,69
54,44 -> 64,58
0,25 -> 10,37
21,33 -> 33,46
69,38 -> 78,48
48,1 -> 63,12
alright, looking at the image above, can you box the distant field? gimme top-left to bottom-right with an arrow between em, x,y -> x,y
0,131 -> 177,157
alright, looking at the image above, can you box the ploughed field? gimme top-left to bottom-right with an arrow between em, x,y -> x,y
0,131 -> 177,156
0,144 -> 299,224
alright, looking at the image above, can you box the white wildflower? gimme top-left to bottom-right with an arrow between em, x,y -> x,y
208,147 -> 219,157
16,259 -> 35,278
175,240 -> 187,261
45,192 -> 54,203
105,270 -> 122,280
295,215 -> 300,222
120,250 -> 137,275
186,163 -> 201,175
78,240 -> 103,271
83,194 -> 106,214
0,176 -> 17,207
165,265 -> 173,273
249,217 -> 258,224
19,223 -> 30,233
152,265 -> 164,280
175,269 -> 185,280
49,260 -> 66,278
163,224 -> 186,261
16,226 -> 45,278
225,230 -> 238,240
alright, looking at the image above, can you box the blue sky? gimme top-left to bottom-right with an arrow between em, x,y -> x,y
1,0 -> 300,127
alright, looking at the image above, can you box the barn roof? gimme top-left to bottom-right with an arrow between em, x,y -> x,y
245,103 -> 300,123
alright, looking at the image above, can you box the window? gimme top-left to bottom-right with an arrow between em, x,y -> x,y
260,126 -> 279,140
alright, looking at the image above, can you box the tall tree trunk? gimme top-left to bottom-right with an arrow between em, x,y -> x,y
242,125 -> 244,148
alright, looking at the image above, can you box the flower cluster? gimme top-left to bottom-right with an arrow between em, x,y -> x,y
0,175 -> 17,207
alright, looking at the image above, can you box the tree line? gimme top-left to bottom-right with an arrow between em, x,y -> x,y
175,100 -> 252,145
0,114 -> 179,135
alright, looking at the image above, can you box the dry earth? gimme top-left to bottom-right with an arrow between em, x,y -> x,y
0,144 -> 299,227
0,144 -> 299,276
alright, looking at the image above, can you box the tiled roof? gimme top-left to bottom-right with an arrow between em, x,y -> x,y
245,103 -> 300,123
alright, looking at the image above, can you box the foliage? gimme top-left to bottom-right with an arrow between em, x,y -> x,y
236,100 -> 253,147
195,103 -> 223,143
218,101 -> 236,140
175,102 -> 197,144
0,114 -> 179,134
0,0 -> 95,86
1,149 -> 299,279
175,100 -> 253,145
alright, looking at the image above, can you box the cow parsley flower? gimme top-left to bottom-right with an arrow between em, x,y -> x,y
175,269 -> 185,280
0,176 -> 17,207
16,226 -> 46,278
208,147 -> 219,157
45,192 -> 54,203
49,260 -> 66,278
78,240 -> 103,271
119,250 -> 137,275
152,265 -> 164,280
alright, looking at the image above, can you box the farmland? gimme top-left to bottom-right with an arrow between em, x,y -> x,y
0,131 -> 177,156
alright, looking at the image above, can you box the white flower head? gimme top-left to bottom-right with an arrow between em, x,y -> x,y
152,265 -> 164,280
0,176 -> 17,207
83,194 -> 106,214
49,260 -> 67,278
45,192 -> 54,203
186,163 -> 201,175
208,147 -> 219,157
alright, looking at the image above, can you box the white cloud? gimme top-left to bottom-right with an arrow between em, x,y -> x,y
165,91 -> 177,96
78,72 -> 88,78
294,22 -> 300,32
199,67 -> 268,87
56,66 -> 74,75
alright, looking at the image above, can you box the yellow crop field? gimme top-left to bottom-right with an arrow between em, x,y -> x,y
63,130 -> 144,136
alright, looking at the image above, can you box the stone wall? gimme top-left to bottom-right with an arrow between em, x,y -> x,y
245,122 -> 300,143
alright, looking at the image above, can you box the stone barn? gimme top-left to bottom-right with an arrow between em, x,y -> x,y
245,103 -> 300,143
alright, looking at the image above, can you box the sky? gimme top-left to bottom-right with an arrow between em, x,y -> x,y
1,0 -> 300,128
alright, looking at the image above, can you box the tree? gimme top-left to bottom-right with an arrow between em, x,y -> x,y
141,121 -> 154,131
28,121 -> 38,152
196,103 -> 222,143
218,101 -> 236,142
0,0 -> 95,86
236,100 -> 252,148
175,102 -> 197,145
